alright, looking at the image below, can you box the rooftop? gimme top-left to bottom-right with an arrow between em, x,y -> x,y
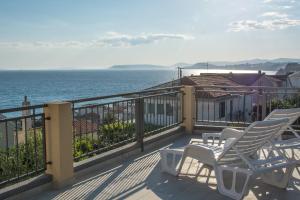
29,134 -> 300,200
146,74 -> 254,98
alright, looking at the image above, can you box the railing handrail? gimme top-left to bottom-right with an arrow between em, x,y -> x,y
0,86 -> 182,113
195,90 -> 256,94
0,113 -> 45,122
69,86 -> 182,103
195,85 -> 300,90
0,104 -> 48,114
195,90 -> 300,95
72,91 -> 182,110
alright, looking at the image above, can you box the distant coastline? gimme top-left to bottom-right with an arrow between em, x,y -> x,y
108,58 -> 300,71
1,58 -> 299,71
109,64 -> 170,70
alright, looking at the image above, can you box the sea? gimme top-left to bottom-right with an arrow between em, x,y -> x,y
0,69 -> 276,109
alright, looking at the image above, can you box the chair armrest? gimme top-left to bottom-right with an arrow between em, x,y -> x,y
221,128 -> 243,140
202,132 -> 222,144
185,144 -> 217,165
202,128 -> 243,145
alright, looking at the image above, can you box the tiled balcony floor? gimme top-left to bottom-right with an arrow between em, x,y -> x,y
31,135 -> 300,200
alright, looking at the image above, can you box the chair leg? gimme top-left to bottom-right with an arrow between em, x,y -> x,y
176,152 -> 187,176
160,149 -> 183,176
215,166 -> 252,200
261,164 -> 296,189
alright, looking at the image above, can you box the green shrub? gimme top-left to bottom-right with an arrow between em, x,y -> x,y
73,122 -> 135,160
73,138 -> 94,158
271,96 -> 300,109
101,122 -> 135,145
0,129 -> 44,185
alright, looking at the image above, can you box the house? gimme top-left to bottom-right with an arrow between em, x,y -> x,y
218,71 -> 290,106
73,118 -> 98,135
276,63 -> 300,75
183,74 -> 253,122
0,114 -> 15,149
269,74 -> 291,88
143,74 -> 254,125
143,92 -> 181,126
75,103 -> 134,125
288,71 -> 300,88
203,71 -> 283,87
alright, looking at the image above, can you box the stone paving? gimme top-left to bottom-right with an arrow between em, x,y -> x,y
30,135 -> 300,200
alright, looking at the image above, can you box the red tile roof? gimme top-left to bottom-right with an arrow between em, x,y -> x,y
181,75 -> 250,98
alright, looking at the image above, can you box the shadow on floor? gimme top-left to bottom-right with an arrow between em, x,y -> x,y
32,135 -> 300,200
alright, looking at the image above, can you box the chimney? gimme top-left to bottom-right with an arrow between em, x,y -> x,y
22,96 -> 32,130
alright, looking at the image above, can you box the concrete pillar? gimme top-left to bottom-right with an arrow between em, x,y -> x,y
44,102 -> 74,188
181,86 -> 196,133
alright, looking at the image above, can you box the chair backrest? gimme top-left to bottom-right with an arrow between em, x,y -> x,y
265,108 -> 300,126
217,118 -> 289,165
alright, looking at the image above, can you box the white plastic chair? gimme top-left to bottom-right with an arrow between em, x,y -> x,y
160,118 -> 297,200
202,108 -> 300,149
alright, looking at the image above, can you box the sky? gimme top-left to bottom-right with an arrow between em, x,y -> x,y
0,0 -> 299,69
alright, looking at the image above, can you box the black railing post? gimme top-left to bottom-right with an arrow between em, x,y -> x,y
243,94 -> 246,122
135,97 -> 144,152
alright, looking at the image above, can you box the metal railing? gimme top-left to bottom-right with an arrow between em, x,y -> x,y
0,104 -> 48,188
69,86 -> 183,161
143,91 -> 182,137
195,85 -> 300,127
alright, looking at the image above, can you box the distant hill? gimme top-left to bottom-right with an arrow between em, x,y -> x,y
184,62 -> 286,71
109,58 -> 300,71
181,58 -> 300,71
209,58 -> 300,66
109,64 -> 170,70
171,62 -> 192,68
271,58 -> 300,63
187,62 -> 218,69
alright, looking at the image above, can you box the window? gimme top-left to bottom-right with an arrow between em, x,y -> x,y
157,104 -> 164,115
148,103 -> 155,114
219,101 -> 225,118
166,103 -> 173,116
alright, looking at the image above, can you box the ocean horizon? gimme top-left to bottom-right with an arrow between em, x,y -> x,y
0,69 -> 276,109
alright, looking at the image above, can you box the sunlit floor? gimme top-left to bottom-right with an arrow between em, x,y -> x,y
31,135 -> 300,200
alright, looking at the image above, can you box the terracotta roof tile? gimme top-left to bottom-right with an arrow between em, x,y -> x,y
183,74 -> 249,98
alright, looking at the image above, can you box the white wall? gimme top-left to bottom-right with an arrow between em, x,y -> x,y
143,97 -> 181,126
196,95 -> 252,123
289,74 -> 300,88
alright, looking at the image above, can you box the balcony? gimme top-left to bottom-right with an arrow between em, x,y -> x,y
0,85 -> 300,199
16,135 -> 300,200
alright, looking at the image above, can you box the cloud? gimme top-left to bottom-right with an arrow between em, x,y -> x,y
263,0 -> 295,3
95,32 -> 194,47
263,0 -> 296,9
261,11 -> 288,18
0,32 -> 194,49
229,17 -> 300,32
281,5 -> 292,9
229,5 -> 300,32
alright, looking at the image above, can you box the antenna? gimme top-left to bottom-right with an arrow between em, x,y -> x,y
177,66 -> 182,85
177,66 -> 182,79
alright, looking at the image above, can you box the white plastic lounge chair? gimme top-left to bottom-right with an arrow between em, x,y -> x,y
160,118 -> 297,200
201,108 -> 300,148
